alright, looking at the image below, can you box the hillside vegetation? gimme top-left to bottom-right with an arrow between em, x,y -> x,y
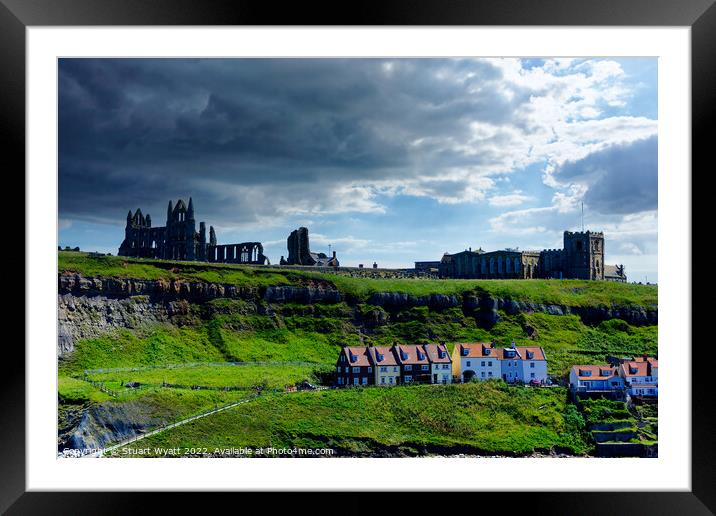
58,251 -> 657,456
59,251 -> 657,307
113,382 -> 590,457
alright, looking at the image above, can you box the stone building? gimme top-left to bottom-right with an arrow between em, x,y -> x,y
118,197 -> 268,264
279,227 -> 339,267
438,230 -> 626,281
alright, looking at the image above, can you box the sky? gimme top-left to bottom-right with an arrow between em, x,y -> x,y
58,58 -> 658,282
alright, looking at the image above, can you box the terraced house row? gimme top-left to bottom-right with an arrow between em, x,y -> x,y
335,341 -> 549,387
569,355 -> 658,398
451,342 -> 549,384
335,344 -> 452,386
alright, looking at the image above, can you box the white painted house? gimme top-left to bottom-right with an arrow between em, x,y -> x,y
496,343 -> 548,384
452,342 -> 501,382
569,365 -> 625,393
451,342 -> 548,384
619,357 -> 658,397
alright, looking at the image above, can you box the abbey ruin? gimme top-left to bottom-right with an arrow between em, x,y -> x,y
118,198 -> 268,265
280,227 -> 339,267
116,198 -> 625,282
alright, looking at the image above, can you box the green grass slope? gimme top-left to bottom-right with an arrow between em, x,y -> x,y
113,382 -> 589,457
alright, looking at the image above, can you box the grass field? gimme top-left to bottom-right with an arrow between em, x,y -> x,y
112,382 -> 590,457
85,363 -> 328,391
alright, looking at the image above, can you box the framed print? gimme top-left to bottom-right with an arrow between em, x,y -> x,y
3,0 -> 711,512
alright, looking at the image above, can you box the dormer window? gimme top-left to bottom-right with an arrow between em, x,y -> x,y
580,369 -> 592,377
377,353 -> 384,361
438,350 -> 445,358
400,351 -> 408,360
417,351 -> 425,360
600,369 -> 612,377
350,354 -> 357,363
526,351 -> 534,359
484,348 -> 491,355
462,348 -> 469,356
630,366 -> 638,374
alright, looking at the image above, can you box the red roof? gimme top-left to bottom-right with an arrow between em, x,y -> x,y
342,346 -> 372,367
369,346 -> 398,366
494,346 -> 546,361
621,361 -> 650,377
572,364 -> 619,380
423,343 -> 451,363
633,356 -> 658,368
395,344 -> 430,365
453,342 -> 493,358
454,343 -> 545,361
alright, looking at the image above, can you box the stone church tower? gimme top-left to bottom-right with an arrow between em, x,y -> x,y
563,230 -> 605,280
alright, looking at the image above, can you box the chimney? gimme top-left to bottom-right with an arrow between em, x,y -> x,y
490,341 -> 496,348
332,251 -> 336,258
511,340 -> 516,349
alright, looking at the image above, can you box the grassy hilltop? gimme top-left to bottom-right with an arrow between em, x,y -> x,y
59,251 -> 657,307
57,251 -> 657,457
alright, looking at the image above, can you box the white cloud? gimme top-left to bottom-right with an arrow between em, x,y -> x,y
488,191 -> 533,207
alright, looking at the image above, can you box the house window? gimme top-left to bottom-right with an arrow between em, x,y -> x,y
488,361 -> 492,366
443,364 -> 450,370
389,377 -> 394,384
353,377 -> 359,385
336,366 -> 341,372
488,372 -> 493,377
466,361 -> 471,367
337,377 -> 342,385
381,377 -> 385,384
405,365 -> 412,371
481,372 -> 485,377
405,376 -> 413,383
380,366 -> 387,372
421,365 -> 429,371
481,361 -> 485,367
530,373 -> 535,378
362,377 -> 368,385
368,367 -> 372,373
393,367 -> 398,372
530,362 -> 535,368
352,367 -> 360,373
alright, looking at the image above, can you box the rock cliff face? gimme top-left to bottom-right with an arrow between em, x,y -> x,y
366,291 -> 657,327
57,294 -> 189,356
59,398 -> 168,451
57,274 -> 344,355
57,273 -> 657,356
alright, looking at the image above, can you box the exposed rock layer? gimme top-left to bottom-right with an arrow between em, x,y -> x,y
57,273 -> 657,356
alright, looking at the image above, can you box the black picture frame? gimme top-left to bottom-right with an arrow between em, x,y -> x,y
3,0 -> 709,513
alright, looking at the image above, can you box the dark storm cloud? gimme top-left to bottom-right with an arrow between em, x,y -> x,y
553,136 -> 657,215
59,58 -> 527,226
